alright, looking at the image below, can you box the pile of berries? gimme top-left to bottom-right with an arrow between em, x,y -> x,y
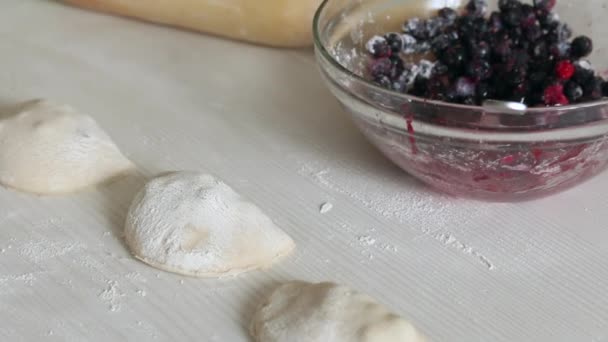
365,0 -> 608,107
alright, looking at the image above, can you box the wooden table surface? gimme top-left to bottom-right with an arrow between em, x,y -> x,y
1,1 -> 607,341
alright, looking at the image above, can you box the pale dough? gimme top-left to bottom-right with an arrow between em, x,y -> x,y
250,281 -> 428,342
125,171 -> 295,277
0,99 -> 134,194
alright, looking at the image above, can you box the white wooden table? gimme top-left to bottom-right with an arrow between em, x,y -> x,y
1,1 -> 607,341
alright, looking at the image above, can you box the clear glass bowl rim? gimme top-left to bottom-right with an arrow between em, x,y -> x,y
312,0 -> 608,123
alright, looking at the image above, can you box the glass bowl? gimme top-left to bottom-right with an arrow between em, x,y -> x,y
313,0 -> 608,201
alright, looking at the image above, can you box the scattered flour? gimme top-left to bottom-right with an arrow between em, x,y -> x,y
358,235 -> 377,246
297,158 -> 496,270
319,202 -> 334,214
19,240 -> 85,264
98,280 -> 124,312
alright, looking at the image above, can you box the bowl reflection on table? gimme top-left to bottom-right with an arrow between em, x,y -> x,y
313,0 -> 608,201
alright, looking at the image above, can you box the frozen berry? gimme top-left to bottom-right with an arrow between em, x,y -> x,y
369,57 -> 393,79
438,7 -> 458,23
564,81 -> 584,102
411,76 -> 430,96
555,60 -> 575,80
418,60 -> 436,79
401,34 -> 418,54
403,18 -> 426,39
499,0 -> 521,12
533,0 -> 556,12
543,83 -> 569,105
476,82 -> 492,102
529,71 -> 548,87
525,23 -> 543,41
441,45 -> 466,67
583,76 -> 603,100
415,41 -> 432,53
433,62 -> 449,76
425,18 -> 444,38
366,36 -> 391,57
493,38 -> 512,60
376,76 -> 392,89
488,12 -> 504,33
466,59 -> 492,80
602,81 -> 608,97
431,34 -> 451,52
571,36 -> 593,58
548,23 -> 572,43
520,4 -> 537,28
454,77 -> 476,97
472,41 -> 491,59
389,55 -> 405,79
466,0 -> 488,17
531,41 -> 549,60
502,8 -> 523,27
385,33 -> 403,53
549,42 -> 571,59
573,66 -> 595,85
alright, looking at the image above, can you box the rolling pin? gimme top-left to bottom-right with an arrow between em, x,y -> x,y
61,0 -> 324,47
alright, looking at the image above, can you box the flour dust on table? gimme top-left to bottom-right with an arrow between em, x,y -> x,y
250,281 -> 427,342
125,171 -> 295,277
0,99 -> 135,194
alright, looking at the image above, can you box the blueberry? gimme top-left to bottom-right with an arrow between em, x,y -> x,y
433,62 -> 449,76
466,0 -> 488,17
395,64 -> 420,90
401,34 -> 418,54
472,41 -> 491,59
549,42 -> 571,59
466,59 -> 492,80
529,71 -> 548,88
498,0 -> 521,12
441,45 -> 466,67
506,68 -> 527,85
410,75 -> 430,96
602,81 -> 608,97
389,55 -> 405,79
548,23 -> 572,43
573,64 -> 595,84
525,23 -> 543,42
403,18 -> 427,39
375,75 -> 392,89
476,82 -> 492,102
454,77 -> 476,97
425,18 -> 444,38
415,41 -> 432,53
533,0 -> 556,12
369,57 -> 393,79
583,76 -> 603,100
501,8 -> 523,27
564,81 -> 584,102
531,41 -> 549,60
418,60 -> 436,79
571,36 -> 593,58
492,38 -> 512,61
438,7 -> 458,23
488,12 -> 504,33
520,4 -> 537,28
384,33 -> 403,53
431,34 -> 451,53
365,36 -> 391,57
456,15 -> 476,38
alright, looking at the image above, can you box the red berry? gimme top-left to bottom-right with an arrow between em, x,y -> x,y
543,84 -> 570,106
555,60 -> 575,80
